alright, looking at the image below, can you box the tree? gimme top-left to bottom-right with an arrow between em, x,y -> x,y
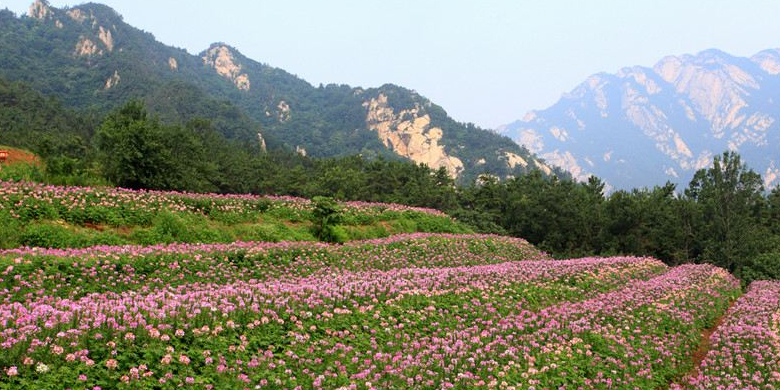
685,151 -> 767,272
311,196 -> 346,243
94,101 -> 172,189
95,102 -> 222,192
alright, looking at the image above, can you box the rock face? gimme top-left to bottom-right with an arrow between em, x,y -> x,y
364,93 -> 464,177
501,152 -> 527,169
74,36 -> 101,57
28,0 -> 52,20
257,132 -> 267,152
500,48 -> 780,190
104,70 -> 120,89
276,101 -> 290,122
98,26 -> 114,52
66,9 -> 88,23
168,57 -> 178,71
202,45 -> 251,91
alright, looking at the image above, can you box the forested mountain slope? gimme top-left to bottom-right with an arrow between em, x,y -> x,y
0,1 -> 563,183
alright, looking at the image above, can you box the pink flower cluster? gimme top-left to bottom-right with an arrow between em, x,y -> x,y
0,234 -> 545,304
0,239 -> 741,389
671,280 -> 780,390
0,179 -> 449,223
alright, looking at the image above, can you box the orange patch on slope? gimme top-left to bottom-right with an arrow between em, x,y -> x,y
0,148 -> 41,166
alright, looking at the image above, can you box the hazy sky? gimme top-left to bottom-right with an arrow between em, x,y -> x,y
3,0 -> 780,129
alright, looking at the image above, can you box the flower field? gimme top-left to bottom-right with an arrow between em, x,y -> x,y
0,180 -> 468,249
0,180 -> 446,225
671,281 -> 780,389
0,228 -> 747,389
0,180 -> 768,390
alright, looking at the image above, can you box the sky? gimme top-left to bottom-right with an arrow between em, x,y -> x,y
3,0 -> 780,129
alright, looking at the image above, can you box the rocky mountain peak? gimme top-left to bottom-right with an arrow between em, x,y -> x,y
751,49 -> 780,75
363,93 -> 464,178
2,2 -> 559,185
202,44 -> 251,91
501,48 -> 780,190
28,0 -> 52,20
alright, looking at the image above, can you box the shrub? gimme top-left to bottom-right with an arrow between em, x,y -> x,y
737,252 -> 780,285
20,223 -> 84,248
311,196 -> 345,243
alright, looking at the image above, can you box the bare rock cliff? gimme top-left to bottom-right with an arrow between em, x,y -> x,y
202,45 -> 251,91
363,93 -> 464,177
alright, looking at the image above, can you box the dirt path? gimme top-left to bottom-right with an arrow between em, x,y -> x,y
667,299 -> 737,388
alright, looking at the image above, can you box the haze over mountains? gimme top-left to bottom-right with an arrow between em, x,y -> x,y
500,48 -> 780,190
0,0 -> 561,184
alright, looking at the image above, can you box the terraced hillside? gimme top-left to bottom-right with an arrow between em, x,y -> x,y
0,179 -> 776,389
0,180 -> 469,249
0,228 -> 750,389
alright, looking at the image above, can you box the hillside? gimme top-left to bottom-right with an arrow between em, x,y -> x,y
499,48 -> 780,190
0,1 -> 562,183
4,226 -> 773,388
0,172 -> 778,389
0,179 -> 469,249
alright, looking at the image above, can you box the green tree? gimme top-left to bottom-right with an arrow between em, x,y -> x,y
311,196 -> 346,243
95,102 -> 224,191
685,151 -> 767,272
94,101 -> 172,189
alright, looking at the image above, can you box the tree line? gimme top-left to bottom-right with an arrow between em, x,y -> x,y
3,99 -> 780,284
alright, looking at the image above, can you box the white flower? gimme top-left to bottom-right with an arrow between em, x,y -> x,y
35,362 -> 50,373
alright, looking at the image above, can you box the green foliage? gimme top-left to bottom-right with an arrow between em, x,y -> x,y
232,222 -> 316,242
453,152 -> 780,284
737,252 -> 780,284
94,101 -> 216,191
310,196 -> 347,243
19,222 -> 126,248
686,151 -> 769,273
0,161 -> 45,182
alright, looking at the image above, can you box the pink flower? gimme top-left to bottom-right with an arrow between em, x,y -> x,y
5,366 -> 18,376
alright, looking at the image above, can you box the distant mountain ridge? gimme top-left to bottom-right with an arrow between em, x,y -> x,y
499,48 -> 780,190
0,0 -> 564,183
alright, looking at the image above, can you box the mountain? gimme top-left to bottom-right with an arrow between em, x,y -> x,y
499,48 -> 780,190
0,1 -> 562,183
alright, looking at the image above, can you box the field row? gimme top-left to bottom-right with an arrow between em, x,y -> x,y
0,179 -> 469,250
671,280 -> 780,390
0,234 -> 546,302
0,180 -> 446,225
0,238 -> 740,389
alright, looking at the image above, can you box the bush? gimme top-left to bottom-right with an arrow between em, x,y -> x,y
0,162 -> 45,182
310,197 -> 345,243
737,253 -> 780,285
0,214 -> 22,249
20,223 -> 84,248
151,212 -> 191,243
